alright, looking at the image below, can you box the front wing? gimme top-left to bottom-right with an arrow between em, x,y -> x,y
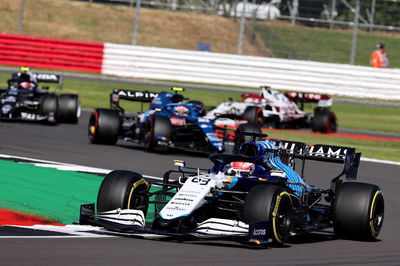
79,203 -> 270,244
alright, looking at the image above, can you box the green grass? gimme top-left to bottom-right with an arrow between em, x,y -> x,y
254,23 -> 400,67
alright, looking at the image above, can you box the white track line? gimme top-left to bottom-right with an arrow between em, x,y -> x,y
0,153 -> 163,180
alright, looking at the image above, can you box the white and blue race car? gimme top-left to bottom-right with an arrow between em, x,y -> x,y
80,133 -> 384,246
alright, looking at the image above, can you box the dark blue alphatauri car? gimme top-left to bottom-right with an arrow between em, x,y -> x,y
80,133 -> 384,246
88,88 -> 224,153
0,68 -> 80,124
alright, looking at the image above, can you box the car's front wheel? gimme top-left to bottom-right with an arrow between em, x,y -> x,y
58,94 -> 80,124
97,170 -> 149,215
144,116 -> 172,151
244,185 -> 294,244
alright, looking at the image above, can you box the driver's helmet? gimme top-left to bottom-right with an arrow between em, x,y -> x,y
174,105 -> 190,116
19,73 -> 31,82
224,161 -> 255,178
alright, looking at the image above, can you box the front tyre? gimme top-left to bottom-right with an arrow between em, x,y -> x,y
333,182 -> 384,241
244,185 -> 294,244
88,108 -> 120,145
40,94 -> 59,123
58,94 -> 80,124
97,170 -> 149,215
144,116 -> 172,151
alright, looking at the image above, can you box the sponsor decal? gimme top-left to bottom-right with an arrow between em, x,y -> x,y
253,228 -> 266,236
36,73 -> 59,82
114,89 -> 159,100
206,133 -> 221,142
170,117 -> 186,126
309,145 -> 347,159
198,118 -> 210,123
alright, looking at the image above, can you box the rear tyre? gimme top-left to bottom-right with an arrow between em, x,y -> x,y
97,170 -> 149,216
242,106 -> 263,124
88,108 -> 120,145
333,182 -> 384,241
58,94 -> 80,124
244,185 -> 293,244
311,111 -> 337,133
233,122 -> 262,154
144,116 -> 172,151
40,94 -> 59,123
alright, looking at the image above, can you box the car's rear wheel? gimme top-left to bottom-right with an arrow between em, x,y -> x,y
144,116 -> 172,151
39,94 -> 59,123
312,111 -> 337,133
58,94 -> 80,124
88,108 -> 120,145
333,182 -> 384,241
97,170 -> 149,216
244,185 -> 293,244
233,122 -> 262,154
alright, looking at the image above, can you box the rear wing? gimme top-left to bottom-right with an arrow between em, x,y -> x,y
10,71 -> 63,89
274,139 -> 361,181
110,89 -> 159,112
285,92 -> 330,103
285,92 -> 332,110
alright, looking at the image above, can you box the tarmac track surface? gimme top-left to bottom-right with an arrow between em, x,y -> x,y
0,111 -> 400,265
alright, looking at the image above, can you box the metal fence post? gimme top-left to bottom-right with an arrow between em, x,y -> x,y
237,0 -> 247,55
18,0 -> 26,35
368,0 -> 376,32
132,0 -> 142,45
329,0 -> 336,30
350,0 -> 360,65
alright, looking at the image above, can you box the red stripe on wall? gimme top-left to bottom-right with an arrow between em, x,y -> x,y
0,34 -> 104,73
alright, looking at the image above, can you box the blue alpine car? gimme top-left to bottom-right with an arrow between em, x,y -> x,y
88,87 -> 224,153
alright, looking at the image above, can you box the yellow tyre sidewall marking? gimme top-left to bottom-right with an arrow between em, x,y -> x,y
369,190 -> 382,238
127,179 -> 148,209
272,191 -> 291,243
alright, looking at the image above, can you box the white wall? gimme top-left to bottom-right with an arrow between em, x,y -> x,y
102,43 -> 400,100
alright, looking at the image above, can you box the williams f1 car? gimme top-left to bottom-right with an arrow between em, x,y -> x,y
80,133 -> 384,246
88,88 -> 226,153
0,68 -> 80,124
206,86 -> 337,133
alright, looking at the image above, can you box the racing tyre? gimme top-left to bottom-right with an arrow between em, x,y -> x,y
97,170 -> 149,215
244,185 -> 294,244
39,94 -> 59,123
311,111 -> 337,133
333,182 -> 384,241
242,106 -> 263,124
58,94 -> 80,124
88,108 -> 120,145
233,122 -> 262,154
144,116 -> 172,151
